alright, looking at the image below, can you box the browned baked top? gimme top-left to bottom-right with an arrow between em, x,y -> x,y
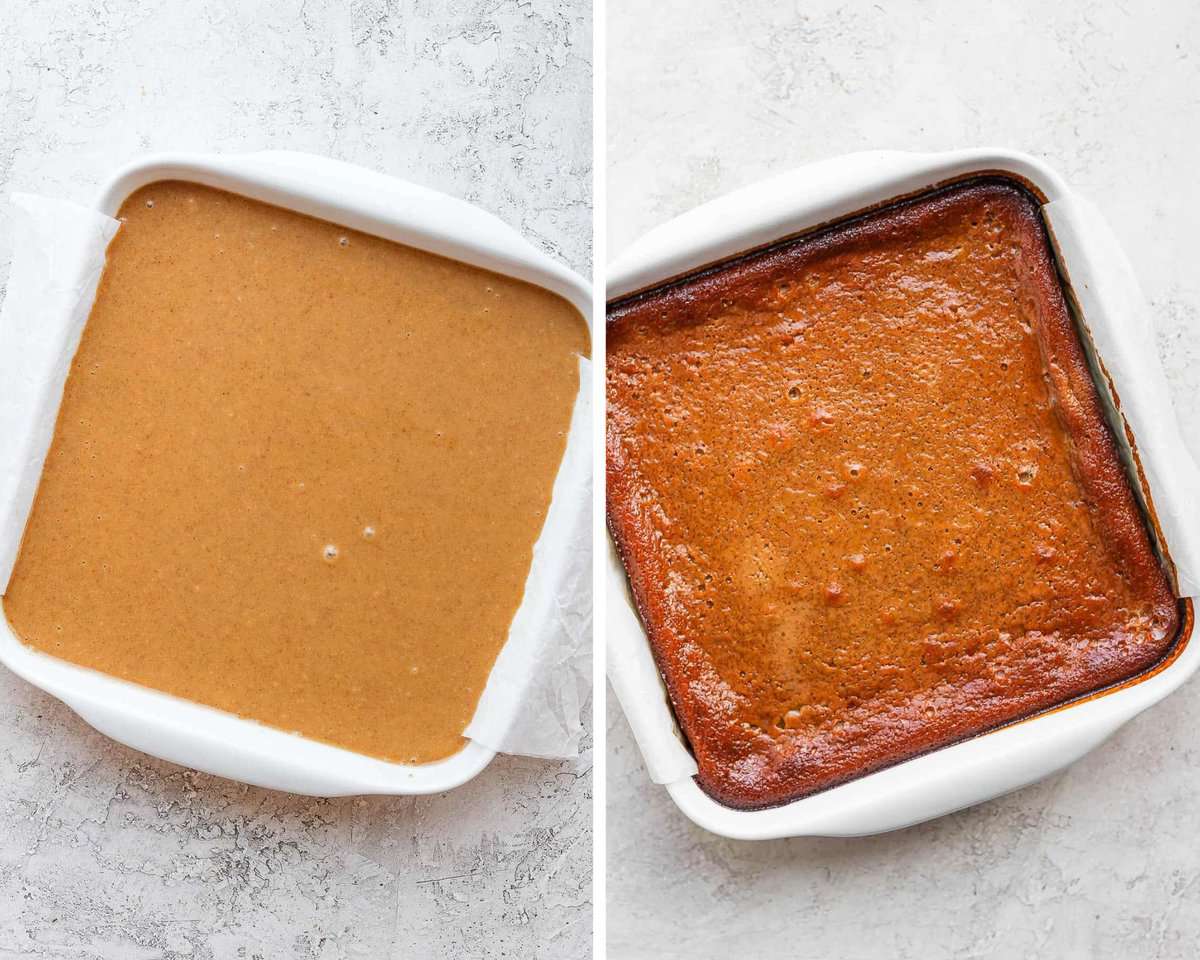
607,179 -> 1179,809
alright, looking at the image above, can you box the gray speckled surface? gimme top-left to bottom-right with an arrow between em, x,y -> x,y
607,1 -> 1200,957
0,1 -> 591,957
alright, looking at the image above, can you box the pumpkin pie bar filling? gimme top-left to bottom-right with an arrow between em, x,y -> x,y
3,181 -> 589,764
606,178 -> 1179,809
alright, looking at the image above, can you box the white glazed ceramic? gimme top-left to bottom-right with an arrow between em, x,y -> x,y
606,149 -> 1199,839
0,151 -> 592,796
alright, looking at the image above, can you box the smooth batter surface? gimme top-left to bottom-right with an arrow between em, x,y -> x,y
4,181 -> 588,763
607,179 -> 1178,808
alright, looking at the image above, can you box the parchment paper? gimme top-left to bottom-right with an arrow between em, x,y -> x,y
0,195 -> 119,590
1046,193 -> 1200,597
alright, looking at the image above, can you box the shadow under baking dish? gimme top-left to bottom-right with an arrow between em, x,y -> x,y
2,176 -> 588,778
609,172 -> 1190,811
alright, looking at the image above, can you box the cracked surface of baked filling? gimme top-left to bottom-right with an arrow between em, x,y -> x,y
606,178 -> 1179,809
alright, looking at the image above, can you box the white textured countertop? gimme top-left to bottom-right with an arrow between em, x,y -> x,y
0,2 -> 591,957
607,1 -> 1200,957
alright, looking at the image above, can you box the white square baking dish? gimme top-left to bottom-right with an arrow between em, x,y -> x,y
0,151 -> 592,796
606,148 -> 1200,839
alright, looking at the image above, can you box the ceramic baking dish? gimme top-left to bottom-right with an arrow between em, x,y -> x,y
606,148 -> 1200,839
0,151 -> 592,796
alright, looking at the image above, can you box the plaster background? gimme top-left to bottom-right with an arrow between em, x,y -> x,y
606,1 -> 1200,957
0,2 -> 592,957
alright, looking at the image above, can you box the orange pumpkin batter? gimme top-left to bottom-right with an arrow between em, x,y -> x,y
4,181 -> 589,764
